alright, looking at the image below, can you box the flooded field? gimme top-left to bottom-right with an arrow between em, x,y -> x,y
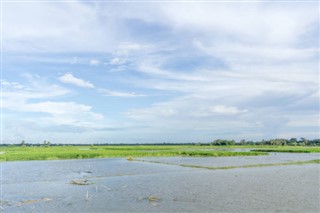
139,152 -> 320,168
1,153 -> 319,212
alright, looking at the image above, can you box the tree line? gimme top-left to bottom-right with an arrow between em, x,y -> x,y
0,138 -> 319,147
210,138 -> 320,146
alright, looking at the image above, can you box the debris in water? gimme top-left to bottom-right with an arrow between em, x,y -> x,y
147,196 -> 160,202
16,198 -> 52,206
127,156 -> 134,161
70,179 -> 90,185
101,185 -> 111,191
85,191 -> 92,201
0,200 -> 10,206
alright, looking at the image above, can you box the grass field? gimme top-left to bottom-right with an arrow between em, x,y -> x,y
252,146 -> 320,153
0,145 -> 319,162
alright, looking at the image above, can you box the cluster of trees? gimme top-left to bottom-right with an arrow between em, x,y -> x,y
19,140 -> 51,147
210,139 -> 237,146
210,138 -> 320,146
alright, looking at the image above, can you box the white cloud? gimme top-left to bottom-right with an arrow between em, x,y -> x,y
2,77 -> 105,132
2,2 -> 319,141
1,80 -> 28,91
158,2 -> 317,45
58,73 -> 94,88
107,42 -> 152,68
126,97 -> 248,122
70,57 -> 78,64
2,79 -> 70,105
3,2 -> 317,53
109,57 -> 126,65
138,63 -> 209,81
201,105 -> 248,116
194,40 -> 318,64
118,42 -> 144,51
126,106 -> 176,122
125,99 -> 252,138
99,89 -> 145,98
28,101 -> 104,129
89,59 -> 101,66
2,2 -> 120,52
125,54 -> 318,139
25,101 -> 102,118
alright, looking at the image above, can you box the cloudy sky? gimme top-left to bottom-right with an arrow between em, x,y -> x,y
1,0 -> 319,144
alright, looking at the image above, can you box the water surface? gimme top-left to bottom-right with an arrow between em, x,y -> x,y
1,153 -> 319,212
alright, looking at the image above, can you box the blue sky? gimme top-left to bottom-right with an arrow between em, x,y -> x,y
1,1 -> 319,144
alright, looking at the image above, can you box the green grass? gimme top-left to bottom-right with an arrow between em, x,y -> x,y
0,145 -> 268,162
0,145 -> 319,162
251,146 -> 320,153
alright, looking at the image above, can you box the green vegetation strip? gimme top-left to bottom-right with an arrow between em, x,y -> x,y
252,148 -> 320,153
1,145 -> 319,162
136,159 -> 320,170
0,145 -> 267,162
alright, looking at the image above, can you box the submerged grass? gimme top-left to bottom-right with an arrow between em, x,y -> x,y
136,159 -> 320,170
179,159 -> 320,170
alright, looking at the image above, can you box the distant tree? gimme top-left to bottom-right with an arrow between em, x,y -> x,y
269,139 -> 287,146
43,140 -> 51,147
20,140 -> 26,147
261,139 -> 267,145
310,139 -> 320,146
299,138 -> 308,145
229,140 -> 236,145
211,139 -> 236,146
240,139 -> 246,145
246,141 -> 255,145
289,138 -> 298,143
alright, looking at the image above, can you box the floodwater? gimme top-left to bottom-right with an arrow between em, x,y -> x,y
1,153 -> 319,212
139,152 -> 320,167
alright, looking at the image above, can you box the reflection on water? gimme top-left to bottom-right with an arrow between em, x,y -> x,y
1,153 -> 319,212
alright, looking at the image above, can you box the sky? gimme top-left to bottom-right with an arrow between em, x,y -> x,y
1,0 -> 319,144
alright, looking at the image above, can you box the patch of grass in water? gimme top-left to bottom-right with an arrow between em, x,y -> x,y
252,149 -> 320,153
177,151 -> 267,157
136,159 -> 320,171
70,179 -> 90,185
147,196 -> 160,202
180,159 -> 320,170
251,146 -> 320,153
127,156 -> 134,161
